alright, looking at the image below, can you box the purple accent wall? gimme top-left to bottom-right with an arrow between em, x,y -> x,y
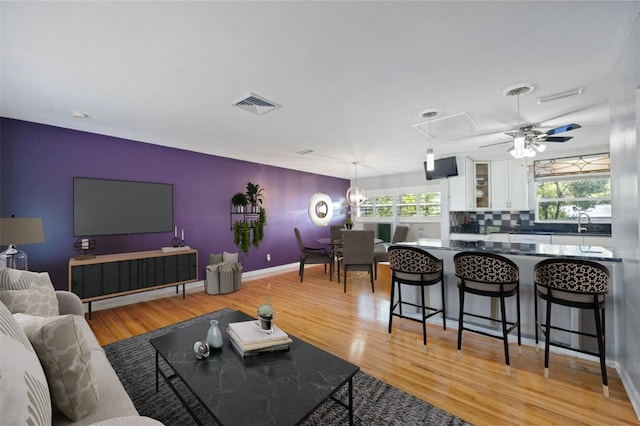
1,118 -> 349,289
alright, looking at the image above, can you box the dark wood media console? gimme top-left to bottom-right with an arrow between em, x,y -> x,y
68,249 -> 198,318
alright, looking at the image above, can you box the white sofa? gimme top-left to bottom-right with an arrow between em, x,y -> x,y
0,268 -> 162,426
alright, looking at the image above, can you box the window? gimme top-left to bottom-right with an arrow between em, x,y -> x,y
534,153 -> 611,223
360,195 -> 392,218
359,189 -> 441,220
397,192 -> 441,217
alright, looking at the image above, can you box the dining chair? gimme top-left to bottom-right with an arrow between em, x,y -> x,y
387,245 -> 446,347
533,258 -> 610,396
454,251 -> 521,376
374,225 -> 409,279
337,230 -> 375,293
294,227 -> 333,282
329,225 -> 344,270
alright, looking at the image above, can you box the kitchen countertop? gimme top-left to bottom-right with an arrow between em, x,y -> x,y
397,239 -> 621,262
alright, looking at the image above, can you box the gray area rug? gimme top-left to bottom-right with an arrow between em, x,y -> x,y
104,308 -> 471,425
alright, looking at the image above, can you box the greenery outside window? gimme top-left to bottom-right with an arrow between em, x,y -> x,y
398,192 -> 441,217
359,188 -> 441,220
536,176 -> 611,222
534,153 -> 611,223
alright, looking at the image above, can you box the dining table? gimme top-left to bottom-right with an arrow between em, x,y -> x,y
317,237 -> 383,245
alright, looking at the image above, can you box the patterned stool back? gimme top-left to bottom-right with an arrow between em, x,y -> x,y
534,259 -> 609,294
388,245 -> 442,274
454,252 -> 518,284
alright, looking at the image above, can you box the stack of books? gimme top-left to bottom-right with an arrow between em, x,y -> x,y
227,320 -> 292,357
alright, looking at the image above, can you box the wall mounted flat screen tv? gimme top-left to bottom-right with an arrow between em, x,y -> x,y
424,156 -> 459,180
74,177 -> 173,236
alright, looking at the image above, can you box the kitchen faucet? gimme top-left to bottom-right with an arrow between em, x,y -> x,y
577,212 -> 591,233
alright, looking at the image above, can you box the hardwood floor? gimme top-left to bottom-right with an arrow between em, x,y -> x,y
88,265 -> 639,425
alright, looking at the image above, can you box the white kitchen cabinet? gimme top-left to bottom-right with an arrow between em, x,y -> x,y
448,156 -> 472,211
490,159 -> 529,211
550,235 -> 584,246
448,175 -> 466,211
487,233 -> 510,242
455,158 -> 529,211
581,236 -> 612,249
449,233 -> 489,242
550,235 -> 612,249
509,234 -> 551,244
473,162 -> 490,209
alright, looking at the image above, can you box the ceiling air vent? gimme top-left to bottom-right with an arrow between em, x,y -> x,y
410,112 -> 478,139
231,93 -> 281,115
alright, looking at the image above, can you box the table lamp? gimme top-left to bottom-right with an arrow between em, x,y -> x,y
0,217 -> 45,270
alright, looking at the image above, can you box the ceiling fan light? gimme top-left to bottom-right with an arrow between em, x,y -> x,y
533,142 -> 546,153
426,149 -> 435,171
514,135 -> 525,158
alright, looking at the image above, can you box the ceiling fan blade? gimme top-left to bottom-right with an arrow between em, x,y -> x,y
543,136 -> 573,143
479,140 -> 512,148
545,123 -> 582,135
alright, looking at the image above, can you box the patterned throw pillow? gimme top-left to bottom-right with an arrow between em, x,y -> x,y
16,314 -> 99,421
0,302 -> 52,426
0,269 -> 59,317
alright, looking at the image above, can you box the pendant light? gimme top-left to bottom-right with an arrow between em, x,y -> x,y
346,161 -> 366,207
422,110 -> 438,172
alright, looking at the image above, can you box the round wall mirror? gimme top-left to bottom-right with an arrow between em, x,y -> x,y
308,192 -> 333,226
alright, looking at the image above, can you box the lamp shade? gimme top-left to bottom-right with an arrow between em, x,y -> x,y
0,218 -> 45,246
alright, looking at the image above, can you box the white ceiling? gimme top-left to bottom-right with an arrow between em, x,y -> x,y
2,1 -> 639,179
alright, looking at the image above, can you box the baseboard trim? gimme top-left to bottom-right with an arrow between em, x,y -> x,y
616,363 -> 640,419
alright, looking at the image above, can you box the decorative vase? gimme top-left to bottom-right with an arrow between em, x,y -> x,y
206,319 -> 223,349
193,340 -> 210,359
258,314 -> 274,334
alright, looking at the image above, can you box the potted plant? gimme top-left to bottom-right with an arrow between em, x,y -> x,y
233,220 -> 251,254
345,215 -> 354,230
231,192 -> 248,213
252,207 -> 267,248
246,182 -> 264,213
257,301 -> 274,333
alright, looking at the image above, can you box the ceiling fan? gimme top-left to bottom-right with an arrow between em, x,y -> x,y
480,85 -> 582,158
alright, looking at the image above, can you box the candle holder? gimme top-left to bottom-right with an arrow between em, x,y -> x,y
73,238 -> 97,260
171,236 -> 181,247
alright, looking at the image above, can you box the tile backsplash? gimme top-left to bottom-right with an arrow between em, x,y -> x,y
450,210 -> 611,235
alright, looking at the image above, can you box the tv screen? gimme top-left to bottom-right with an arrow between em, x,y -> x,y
424,156 -> 458,180
74,177 -> 173,236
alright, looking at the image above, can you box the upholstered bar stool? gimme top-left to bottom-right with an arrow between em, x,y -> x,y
453,251 -> 521,376
387,245 -> 446,347
374,225 -> 409,279
533,258 -> 610,397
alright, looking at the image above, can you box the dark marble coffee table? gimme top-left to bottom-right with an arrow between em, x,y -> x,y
150,309 -> 359,425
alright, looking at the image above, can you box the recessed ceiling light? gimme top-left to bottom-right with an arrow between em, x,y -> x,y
419,109 -> 441,119
502,83 -> 535,98
72,112 -> 89,119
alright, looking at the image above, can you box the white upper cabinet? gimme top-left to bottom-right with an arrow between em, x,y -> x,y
489,159 -> 529,211
449,157 -> 529,212
474,162 -> 491,209
448,156 -> 471,211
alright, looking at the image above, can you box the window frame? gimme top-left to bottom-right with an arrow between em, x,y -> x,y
357,185 -> 442,223
534,173 -> 611,224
